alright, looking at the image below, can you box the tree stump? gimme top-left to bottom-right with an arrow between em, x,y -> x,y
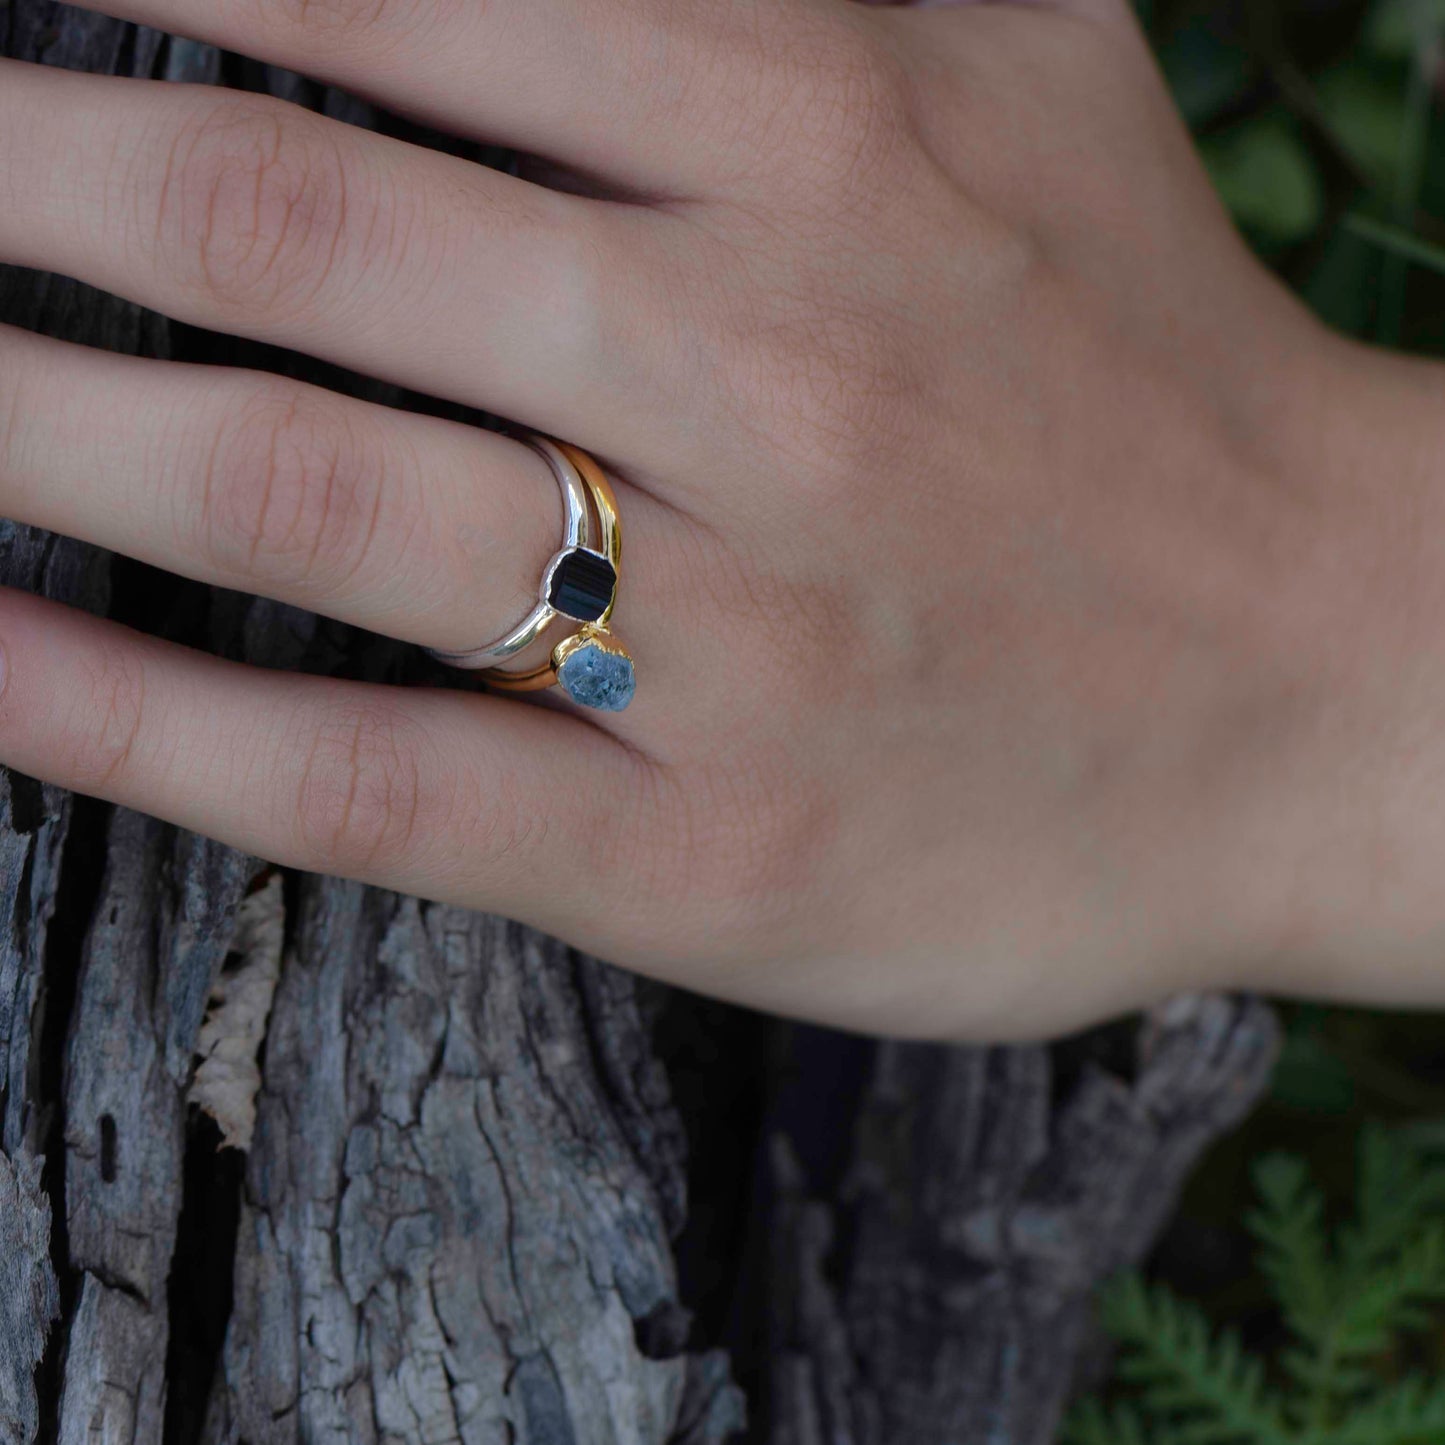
0,11 -> 1281,1442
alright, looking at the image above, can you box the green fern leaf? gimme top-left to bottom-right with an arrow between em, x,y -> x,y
1101,1276 -> 1291,1445
1326,1374 -> 1445,1445
1331,1226 -> 1445,1354
1289,1224 -> 1445,1420
1342,1127 -> 1445,1276
1061,1398 -> 1166,1445
1262,1134 -> 1445,1425
1248,1153 -> 1333,1348
1081,1126 -> 1445,1445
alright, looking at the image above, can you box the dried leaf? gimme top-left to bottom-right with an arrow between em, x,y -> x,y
188,875 -> 285,1151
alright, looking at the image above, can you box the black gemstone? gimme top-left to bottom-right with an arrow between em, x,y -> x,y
548,549 -> 617,622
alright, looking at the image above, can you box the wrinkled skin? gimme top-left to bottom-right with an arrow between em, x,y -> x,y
0,0 -> 1440,1038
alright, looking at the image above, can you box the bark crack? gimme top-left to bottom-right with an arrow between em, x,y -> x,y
32,797 -> 112,1445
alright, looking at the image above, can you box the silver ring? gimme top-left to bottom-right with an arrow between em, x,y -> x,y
426,435 -> 615,670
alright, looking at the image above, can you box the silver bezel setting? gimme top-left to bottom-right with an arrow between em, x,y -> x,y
425,437 -> 591,670
539,546 -> 618,623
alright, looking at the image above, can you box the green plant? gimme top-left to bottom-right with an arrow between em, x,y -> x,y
1145,0 -> 1445,352
1065,1127 -> 1445,1445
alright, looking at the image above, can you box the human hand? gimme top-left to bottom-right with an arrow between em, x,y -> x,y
0,0 -> 1427,1039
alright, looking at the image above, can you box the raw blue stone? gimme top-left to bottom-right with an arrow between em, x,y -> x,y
558,642 -> 635,712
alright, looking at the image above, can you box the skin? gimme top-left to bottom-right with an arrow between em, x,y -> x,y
2,0 -> 1445,1041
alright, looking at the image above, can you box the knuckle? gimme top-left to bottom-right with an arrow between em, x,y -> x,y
156,99 -> 356,318
725,297 -> 915,487
769,20 -> 913,195
292,704 -> 436,875
710,209 -> 1039,501
655,756 -> 832,953
249,0 -> 442,50
72,647 -> 149,792
199,389 -> 394,596
270,0 -> 391,38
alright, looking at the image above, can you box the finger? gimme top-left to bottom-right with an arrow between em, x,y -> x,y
0,324 -> 604,657
63,0 -> 812,195
0,62 -> 671,460
0,587 -> 645,931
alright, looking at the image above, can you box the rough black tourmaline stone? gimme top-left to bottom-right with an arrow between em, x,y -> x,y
548,549 -> 617,622
549,546 -> 618,621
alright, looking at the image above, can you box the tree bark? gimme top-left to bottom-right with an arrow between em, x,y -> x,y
0,11 -> 1280,1443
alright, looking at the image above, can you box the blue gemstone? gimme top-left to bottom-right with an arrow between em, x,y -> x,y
557,642 -> 635,712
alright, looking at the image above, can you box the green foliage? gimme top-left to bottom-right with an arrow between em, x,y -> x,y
1065,1128 -> 1445,1445
1156,17 -> 1256,128
1147,0 -> 1445,353
1200,117 -> 1323,244
1316,61 -> 1415,190
1099,1277 -> 1292,1445
1367,0 -> 1445,62
1343,215 -> 1445,280
1067,1398 -> 1162,1445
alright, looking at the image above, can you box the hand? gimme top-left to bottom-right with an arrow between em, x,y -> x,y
0,0 -> 1432,1039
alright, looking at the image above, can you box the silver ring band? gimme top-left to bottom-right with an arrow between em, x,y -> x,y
426,435 -> 593,669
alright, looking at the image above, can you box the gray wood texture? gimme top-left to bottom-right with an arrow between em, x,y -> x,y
763,997 -> 1277,1445
0,9 -> 1280,1442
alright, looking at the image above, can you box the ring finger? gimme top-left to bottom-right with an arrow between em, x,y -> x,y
0,61 -> 679,465
60,0 -> 816,197
0,324 -> 673,663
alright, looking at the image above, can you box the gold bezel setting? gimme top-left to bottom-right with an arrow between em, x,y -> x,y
552,626 -> 636,712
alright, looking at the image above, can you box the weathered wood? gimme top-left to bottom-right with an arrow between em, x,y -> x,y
762,997 -> 1279,1445
0,9 -> 1279,1443
202,890 -> 702,1443
0,1146 -> 55,1442
57,817 -> 251,1442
